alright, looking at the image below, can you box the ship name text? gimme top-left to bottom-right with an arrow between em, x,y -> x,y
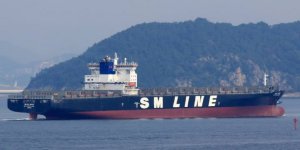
139,95 -> 217,109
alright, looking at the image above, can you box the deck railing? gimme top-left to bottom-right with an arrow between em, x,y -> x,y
8,86 -> 279,100
138,86 -> 278,96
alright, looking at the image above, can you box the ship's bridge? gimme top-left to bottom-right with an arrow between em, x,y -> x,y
84,53 -> 138,95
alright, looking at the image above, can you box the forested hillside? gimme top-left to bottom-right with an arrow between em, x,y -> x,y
27,18 -> 300,91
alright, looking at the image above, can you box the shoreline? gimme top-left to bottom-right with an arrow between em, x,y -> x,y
282,92 -> 300,98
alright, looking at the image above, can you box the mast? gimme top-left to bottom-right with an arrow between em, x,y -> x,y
263,73 -> 269,86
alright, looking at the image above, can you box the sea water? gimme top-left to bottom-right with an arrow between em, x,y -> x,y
0,96 -> 299,150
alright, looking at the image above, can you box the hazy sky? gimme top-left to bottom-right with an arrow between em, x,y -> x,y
1,0 -> 300,61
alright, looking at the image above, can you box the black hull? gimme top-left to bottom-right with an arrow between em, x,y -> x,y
7,90 -> 285,119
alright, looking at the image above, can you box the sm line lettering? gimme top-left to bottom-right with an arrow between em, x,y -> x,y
139,95 -> 218,109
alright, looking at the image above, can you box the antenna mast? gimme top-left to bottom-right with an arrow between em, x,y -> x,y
263,73 -> 269,86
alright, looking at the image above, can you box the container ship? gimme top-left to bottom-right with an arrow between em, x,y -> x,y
7,53 -> 285,120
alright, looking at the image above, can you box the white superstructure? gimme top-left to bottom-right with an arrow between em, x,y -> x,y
84,53 -> 139,95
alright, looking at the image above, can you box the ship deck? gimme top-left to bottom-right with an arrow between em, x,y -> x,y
8,86 -> 279,100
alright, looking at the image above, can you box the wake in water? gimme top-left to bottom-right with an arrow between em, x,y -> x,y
283,113 -> 300,117
1,118 -> 31,121
1,117 -> 46,121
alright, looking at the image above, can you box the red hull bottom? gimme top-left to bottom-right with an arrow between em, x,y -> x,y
45,106 -> 285,119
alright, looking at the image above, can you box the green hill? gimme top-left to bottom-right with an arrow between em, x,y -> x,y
27,18 -> 300,91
